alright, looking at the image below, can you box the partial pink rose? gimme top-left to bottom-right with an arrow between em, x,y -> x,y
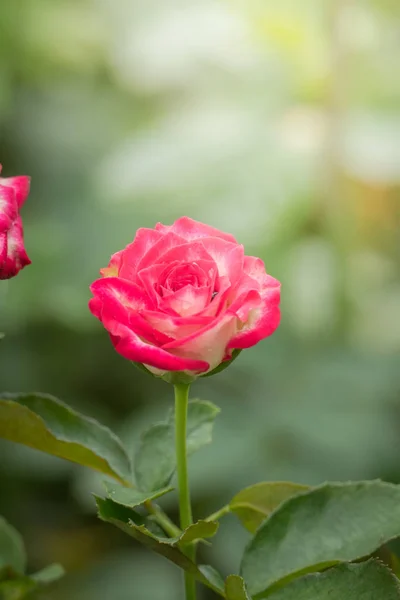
89,217 -> 280,378
0,165 -> 31,280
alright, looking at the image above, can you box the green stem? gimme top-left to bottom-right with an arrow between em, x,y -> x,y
206,504 -> 230,523
174,383 -> 196,600
145,501 -> 182,538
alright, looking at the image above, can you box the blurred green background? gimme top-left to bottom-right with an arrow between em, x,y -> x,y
0,0 -> 399,597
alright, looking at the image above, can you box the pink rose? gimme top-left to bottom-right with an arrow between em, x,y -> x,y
0,165 -> 31,280
89,217 -> 280,379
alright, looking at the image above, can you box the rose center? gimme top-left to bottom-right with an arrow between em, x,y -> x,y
161,262 -> 208,294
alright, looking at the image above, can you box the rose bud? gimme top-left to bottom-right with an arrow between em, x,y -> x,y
89,217 -> 280,381
0,165 -> 31,280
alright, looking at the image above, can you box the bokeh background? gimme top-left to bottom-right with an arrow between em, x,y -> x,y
0,0 -> 399,597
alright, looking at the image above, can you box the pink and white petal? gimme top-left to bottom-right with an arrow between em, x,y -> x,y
162,313 -> 238,372
100,249 -> 124,278
159,284 -> 211,317
155,217 -> 238,244
0,185 -> 18,233
90,277 -> 154,313
104,317 -> 209,372
0,217 -> 31,279
227,286 -> 281,349
153,241 -> 216,268
134,231 -> 187,274
196,275 -> 231,318
118,228 -> 165,280
199,237 -> 244,287
90,277 -> 173,345
243,256 -> 280,291
142,310 -> 212,340
137,263 -> 175,305
227,288 -> 262,322
0,176 -> 30,208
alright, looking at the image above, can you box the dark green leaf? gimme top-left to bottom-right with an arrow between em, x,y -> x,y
0,393 -> 131,483
104,482 -> 173,508
0,518 -> 26,576
225,575 -> 251,599
266,560 -> 400,599
240,481 -> 400,597
134,400 -> 220,492
230,482 -> 309,534
95,496 -> 223,596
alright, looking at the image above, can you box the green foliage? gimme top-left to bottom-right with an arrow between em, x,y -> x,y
0,519 -> 26,577
103,482 -> 173,508
230,482 -> 309,534
134,400 -> 220,492
0,517 -> 63,600
240,481 -> 400,597
225,575 -> 251,600
95,496 -> 224,596
0,393 -> 131,484
265,560 -> 400,600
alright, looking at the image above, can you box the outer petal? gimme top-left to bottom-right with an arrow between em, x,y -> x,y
118,228 -> 165,280
155,216 -> 238,244
0,185 -> 18,233
199,237 -> 244,287
89,277 -> 172,346
0,232 -> 8,265
100,249 -> 124,277
0,217 -> 31,280
104,315 -> 209,372
120,229 -> 183,279
227,288 -> 262,322
162,313 -> 238,372
0,176 -> 31,208
227,282 -> 281,349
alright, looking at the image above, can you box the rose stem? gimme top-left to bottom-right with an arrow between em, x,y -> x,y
174,382 -> 196,600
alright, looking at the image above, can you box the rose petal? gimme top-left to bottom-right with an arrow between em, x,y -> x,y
89,277 -> 172,345
142,310 -> 212,340
104,317 -> 209,372
159,284 -> 211,317
0,217 -> 31,280
199,237 -> 244,287
118,228 -> 165,280
134,230 -> 190,274
0,185 -> 18,233
100,249 -> 124,277
0,232 -> 8,265
228,283 -> 281,349
155,216 -> 238,244
137,263 -> 172,306
227,288 -> 262,322
0,176 -> 31,208
162,313 -> 238,372
88,297 -> 103,320
153,240 -> 216,269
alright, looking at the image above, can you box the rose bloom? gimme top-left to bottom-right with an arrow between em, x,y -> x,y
0,165 -> 31,280
89,217 -> 280,379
